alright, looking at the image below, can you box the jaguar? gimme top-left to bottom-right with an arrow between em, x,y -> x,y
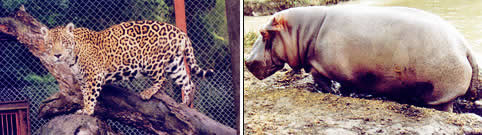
40,20 -> 213,115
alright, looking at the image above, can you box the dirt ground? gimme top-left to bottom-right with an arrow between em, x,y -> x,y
244,46 -> 482,134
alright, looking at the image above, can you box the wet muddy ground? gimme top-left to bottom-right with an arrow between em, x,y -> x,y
243,47 -> 482,134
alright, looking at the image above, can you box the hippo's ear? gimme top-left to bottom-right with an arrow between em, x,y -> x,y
266,15 -> 288,31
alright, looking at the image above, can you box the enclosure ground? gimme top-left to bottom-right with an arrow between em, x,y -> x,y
242,0 -> 482,134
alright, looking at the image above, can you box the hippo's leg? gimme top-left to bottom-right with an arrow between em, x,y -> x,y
423,77 -> 468,112
312,72 -> 339,94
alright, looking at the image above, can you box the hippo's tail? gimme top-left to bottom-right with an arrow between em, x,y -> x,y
466,50 -> 480,101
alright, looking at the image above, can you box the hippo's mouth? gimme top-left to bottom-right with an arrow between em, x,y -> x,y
247,63 -> 284,80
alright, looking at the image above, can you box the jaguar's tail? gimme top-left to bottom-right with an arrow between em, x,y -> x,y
183,38 -> 214,79
191,63 -> 214,79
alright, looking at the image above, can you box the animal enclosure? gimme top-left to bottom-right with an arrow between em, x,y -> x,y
0,0 -> 235,134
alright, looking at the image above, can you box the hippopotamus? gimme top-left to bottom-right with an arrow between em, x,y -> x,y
245,6 -> 480,112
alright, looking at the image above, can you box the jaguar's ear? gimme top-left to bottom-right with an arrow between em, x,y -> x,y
40,27 -> 48,38
19,5 -> 26,12
265,14 -> 288,31
66,23 -> 75,36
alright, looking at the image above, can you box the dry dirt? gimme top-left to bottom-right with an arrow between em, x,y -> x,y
243,47 -> 482,134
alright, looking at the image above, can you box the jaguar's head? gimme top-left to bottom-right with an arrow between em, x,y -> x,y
40,23 -> 76,64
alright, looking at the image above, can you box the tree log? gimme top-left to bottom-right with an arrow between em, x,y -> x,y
0,5 -> 236,135
40,114 -> 119,135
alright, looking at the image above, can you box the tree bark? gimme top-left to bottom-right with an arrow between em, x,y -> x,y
0,5 -> 235,135
40,114 -> 119,135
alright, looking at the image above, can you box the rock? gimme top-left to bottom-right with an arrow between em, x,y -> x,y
40,114 -> 119,135
475,100 -> 482,109
322,128 -> 357,135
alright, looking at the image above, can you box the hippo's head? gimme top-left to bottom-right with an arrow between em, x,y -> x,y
246,13 -> 300,80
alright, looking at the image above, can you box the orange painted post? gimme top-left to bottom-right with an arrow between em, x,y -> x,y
174,0 -> 188,33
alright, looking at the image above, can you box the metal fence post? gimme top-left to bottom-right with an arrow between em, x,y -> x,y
174,0 -> 187,33
225,0 -> 240,134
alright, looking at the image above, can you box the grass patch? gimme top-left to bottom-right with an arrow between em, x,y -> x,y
244,0 -> 351,16
244,32 -> 258,48
244,0 -> 327,4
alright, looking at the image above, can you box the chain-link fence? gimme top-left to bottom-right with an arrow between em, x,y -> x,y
0,0 -> 235,134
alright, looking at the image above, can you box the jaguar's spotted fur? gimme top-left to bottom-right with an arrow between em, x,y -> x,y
41,21 -> 213,115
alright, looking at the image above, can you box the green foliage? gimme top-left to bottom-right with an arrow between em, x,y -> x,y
67,0 -> 174,30
272,0 -> 309,5
24,74 -> 56,84
244,0 -> 347,16
132,0 -> 174,23
1,0 -> 26,12
185,0 -> 230,70
244,32 -> 258,48
5,0 -> 174,30
205,0 -> 229,46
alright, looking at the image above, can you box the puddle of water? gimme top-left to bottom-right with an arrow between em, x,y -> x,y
343,0 -> 482,56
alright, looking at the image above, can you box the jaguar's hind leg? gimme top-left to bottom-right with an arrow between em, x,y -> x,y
181,80 -> 196,108
167,55 -> 196,108
140,68 -> 166,100
140,77 -> 166,100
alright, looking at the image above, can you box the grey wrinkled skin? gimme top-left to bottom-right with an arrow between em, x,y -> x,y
245,6 -> 479,112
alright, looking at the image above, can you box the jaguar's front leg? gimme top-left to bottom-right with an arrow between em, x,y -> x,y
76,76 -> 103,115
